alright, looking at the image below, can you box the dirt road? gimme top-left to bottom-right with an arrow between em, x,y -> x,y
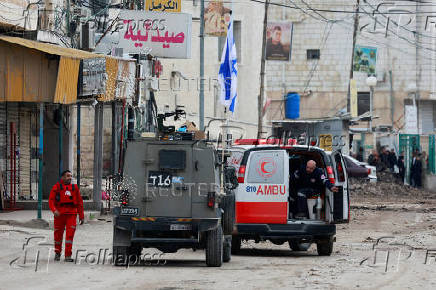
1,199 -> 436,290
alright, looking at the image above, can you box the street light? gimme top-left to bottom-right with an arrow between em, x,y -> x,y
366,75 -> 377,132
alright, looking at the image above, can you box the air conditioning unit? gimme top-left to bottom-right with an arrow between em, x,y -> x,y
80,23 -> 95,51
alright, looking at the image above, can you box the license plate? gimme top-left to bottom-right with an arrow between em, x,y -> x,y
170,224 -> 192,231
120,207 -> 139,216
148,171 -> 172,187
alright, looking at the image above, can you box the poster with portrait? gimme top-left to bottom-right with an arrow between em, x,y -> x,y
204,1 -> 231,36
265,22 -> 293,61
353,46 -> 377,74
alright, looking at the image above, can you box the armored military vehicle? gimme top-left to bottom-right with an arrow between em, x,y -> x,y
112,131 -> 236,267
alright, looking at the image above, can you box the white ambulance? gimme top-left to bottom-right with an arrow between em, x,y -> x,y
230,142 -> 349,256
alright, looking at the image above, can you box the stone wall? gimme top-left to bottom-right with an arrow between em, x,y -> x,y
264,0 -> 435,133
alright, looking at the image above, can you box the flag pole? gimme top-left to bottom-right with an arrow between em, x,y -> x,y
199,0 -> 205,130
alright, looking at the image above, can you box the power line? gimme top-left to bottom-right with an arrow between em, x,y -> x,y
248,0 -> 436,14
276,0 -> 436,61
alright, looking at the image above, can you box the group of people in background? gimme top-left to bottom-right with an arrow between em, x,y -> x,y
362,146 -> 427,188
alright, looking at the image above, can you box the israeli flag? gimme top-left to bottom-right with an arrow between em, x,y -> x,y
219,19 -> 238,113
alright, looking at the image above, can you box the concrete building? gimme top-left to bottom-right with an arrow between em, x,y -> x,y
154,1 -> 265,139
264,1 -> 435,151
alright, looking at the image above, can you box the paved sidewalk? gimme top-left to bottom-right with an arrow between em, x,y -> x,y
0,210 -> 101,228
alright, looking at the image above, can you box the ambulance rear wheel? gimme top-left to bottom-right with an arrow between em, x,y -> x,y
223,236 -> 232,263
289,241 -> 311,252
231,236 -> 241,254
317,237 -> 334,256
205,224 -> 223,267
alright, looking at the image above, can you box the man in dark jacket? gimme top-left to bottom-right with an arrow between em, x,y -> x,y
356,147 -> 364,162
388,149 -> 397,172
380,147 -> 390,171
397,151 -> 405,183
368,150 -> 379,167
410,152 -> 422,188
290,160 -> 338,218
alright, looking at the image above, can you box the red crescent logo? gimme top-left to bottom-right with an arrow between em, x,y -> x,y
256,157 -> 277,178
261,162 -> 271,174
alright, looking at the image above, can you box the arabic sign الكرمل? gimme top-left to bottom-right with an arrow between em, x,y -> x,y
353,45 -> 377,74
145,0 -> 181,12
117,10 -> 191,58
204,1 -> 231,37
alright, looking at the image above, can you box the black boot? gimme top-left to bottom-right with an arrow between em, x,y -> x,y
65,256 -> 74,262
54,253 -> 61,261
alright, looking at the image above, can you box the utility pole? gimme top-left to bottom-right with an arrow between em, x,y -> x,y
37,103 -> 44,219
347,0 -> 360,112
199,0 -> 205,130
257,0 -> 269,139
66,0 -> 70,35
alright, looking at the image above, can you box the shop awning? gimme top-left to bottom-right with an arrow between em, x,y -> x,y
0,36 -> 101,59
0,36 -> 118,104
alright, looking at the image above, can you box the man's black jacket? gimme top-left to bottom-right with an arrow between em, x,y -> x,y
290,166 -> 334,194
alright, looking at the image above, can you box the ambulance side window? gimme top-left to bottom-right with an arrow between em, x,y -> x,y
246,151 -> 284,184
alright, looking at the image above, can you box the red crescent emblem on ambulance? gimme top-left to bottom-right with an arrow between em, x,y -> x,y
261,162 -> 271,174
256,157 -> 277,178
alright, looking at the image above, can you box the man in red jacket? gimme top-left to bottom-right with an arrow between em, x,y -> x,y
49,170 -> 84,262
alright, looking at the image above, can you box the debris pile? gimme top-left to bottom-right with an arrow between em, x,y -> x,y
349,171 -> 434,199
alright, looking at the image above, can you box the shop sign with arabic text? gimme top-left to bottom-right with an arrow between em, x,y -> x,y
145,0 -> 181,12
117,10 -> 191,58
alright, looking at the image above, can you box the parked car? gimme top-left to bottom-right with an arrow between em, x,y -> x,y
343,155 -> 376,180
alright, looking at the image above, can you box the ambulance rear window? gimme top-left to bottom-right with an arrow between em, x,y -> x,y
159,150 -> 186,170
246,151 -> 284,184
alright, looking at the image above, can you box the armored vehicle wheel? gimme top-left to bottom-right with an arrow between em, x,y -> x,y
289,241 -> 311,251
223,236 -> 232,262
113,246 -> 129,266
222,193 -> 235,235
205,224 -> 223,267
113,245 -> 141,266
231,236 -> 241,254
317,237 -> 334,256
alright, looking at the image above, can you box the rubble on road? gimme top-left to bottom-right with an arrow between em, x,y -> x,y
349,171 -> 434,199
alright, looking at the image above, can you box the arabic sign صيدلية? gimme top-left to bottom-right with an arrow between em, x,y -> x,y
116,10 -> 191,58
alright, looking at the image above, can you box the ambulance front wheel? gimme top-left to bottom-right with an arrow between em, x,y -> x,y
223,235 -> 232,262
316,236 -> 334,256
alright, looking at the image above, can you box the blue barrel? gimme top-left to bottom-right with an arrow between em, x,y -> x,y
285,92 -> 300,119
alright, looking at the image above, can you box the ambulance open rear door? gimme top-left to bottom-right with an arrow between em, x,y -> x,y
235,149 -> 289,224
